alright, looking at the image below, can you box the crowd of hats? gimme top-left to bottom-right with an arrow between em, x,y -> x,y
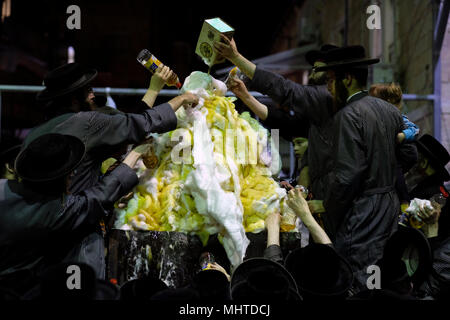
1,226 -> 435,302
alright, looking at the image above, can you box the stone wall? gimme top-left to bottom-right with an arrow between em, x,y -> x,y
278,0 -> 436,135
441,21 -> 450,176
269,0 -> 450,181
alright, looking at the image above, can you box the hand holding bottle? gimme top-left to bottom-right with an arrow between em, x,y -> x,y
137,49 -> 182,89
149,64 -> 175,92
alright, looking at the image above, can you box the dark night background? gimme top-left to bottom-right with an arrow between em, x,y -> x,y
0,0 -> 302,132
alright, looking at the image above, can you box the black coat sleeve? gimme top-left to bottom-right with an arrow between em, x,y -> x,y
263,244 -> 284,265
56,103 -> 177,151
262,105 -> 310,141
248,68 -> 332,126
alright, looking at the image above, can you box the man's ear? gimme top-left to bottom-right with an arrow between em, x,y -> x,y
420,157 -> 429,169
5,163 -> 14,173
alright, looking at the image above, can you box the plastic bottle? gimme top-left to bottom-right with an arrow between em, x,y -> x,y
136,49 -> 182,89
295,185 -> 309,199
407,194 -> 446,229
430,193 -> 447,210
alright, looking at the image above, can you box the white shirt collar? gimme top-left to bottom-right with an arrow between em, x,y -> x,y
346,91 -> 364,103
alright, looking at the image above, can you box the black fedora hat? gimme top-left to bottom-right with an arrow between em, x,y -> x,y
37,63 -> 97,101
314,45 -> 380,72
379,225 -> 432,289
416,134 -> 450,181
15,133 -> 85,182
284,244 -> 354,298
305,44 -> 340,66
120,276 -> 168,300
192,269 -> 231,301
230,258 -> 302,301
22,262 -> 120,300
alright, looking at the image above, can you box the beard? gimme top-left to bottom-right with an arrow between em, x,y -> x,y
333,79 -> 349,112
74,91 -> 94,111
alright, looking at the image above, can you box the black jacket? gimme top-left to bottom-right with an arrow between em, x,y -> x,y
0,163 -> 138,294
323,92 -> 408,289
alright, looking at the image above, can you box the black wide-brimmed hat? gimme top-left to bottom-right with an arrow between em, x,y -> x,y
284,244 -> 354,298
378,225 -> 432,289
314,45 -> 380,72
37,63 -> 97,101
416,134 -> 450,181
230,257 -> 302,301
22,263 -> 120,300
15,133 -> 85,182
192,269 -> 231,301
305,44 -> 340,66
120,276 -> 168,300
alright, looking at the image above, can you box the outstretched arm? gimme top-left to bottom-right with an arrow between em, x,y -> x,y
263,212 -> 285,265
214,34 -> 256,80
65,91 -> 199,152
215,35 -> 331,125
228,77 -> 268,120
228,77 -> 310,140
54,143 -> 153,233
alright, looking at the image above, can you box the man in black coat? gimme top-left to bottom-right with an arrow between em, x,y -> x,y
215,38 -> 416,290
0,134 -> 144,296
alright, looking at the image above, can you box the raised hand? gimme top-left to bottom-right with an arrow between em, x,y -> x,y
287,188 -> 313,223
149,64 -> 174,92
227,77 -> 251,100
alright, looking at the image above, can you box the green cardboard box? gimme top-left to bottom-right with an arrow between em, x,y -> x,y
195,17 -> 235,67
